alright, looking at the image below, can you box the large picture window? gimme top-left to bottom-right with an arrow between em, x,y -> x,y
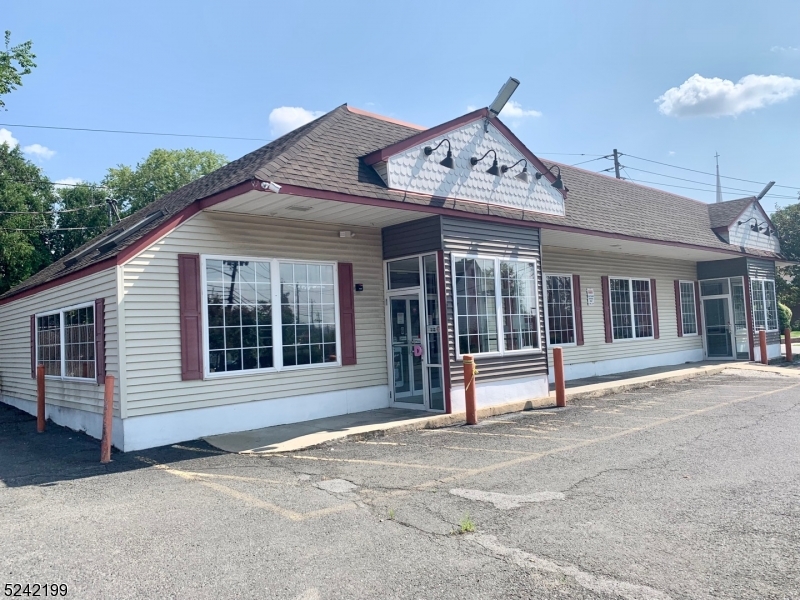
36,304 -> 95,380
203,255 -> 339,377
610,277 -> 653,340
679,281 -> 698,336
750,279 -> 779,332
545,274 -> 575,346
452,255 -> 540,357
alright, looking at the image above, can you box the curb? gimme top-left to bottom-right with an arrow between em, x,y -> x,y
244,363 -> 793,455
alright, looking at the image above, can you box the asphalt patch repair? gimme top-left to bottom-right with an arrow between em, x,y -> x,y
2,369 -> 799,599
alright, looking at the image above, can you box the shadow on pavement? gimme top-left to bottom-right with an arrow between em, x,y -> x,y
0,402 -> 224,488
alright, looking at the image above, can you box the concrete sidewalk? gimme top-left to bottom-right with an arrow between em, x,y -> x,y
204,362 -> 800,455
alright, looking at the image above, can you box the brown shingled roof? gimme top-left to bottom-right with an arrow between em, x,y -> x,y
708,197 -> 755,229
1,104 -> 780,302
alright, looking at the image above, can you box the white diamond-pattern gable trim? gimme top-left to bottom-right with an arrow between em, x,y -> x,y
727,203 -> 781,253
384,120 -> 565,217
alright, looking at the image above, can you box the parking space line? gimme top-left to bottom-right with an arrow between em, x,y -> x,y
137,457 -> 354,521
437,430 -> 587,442
285,454 -> 470,472
411,381 -> 800,490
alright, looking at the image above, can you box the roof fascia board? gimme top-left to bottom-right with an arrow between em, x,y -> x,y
362,108 -> 488,165
276,183 -> 762,260
0,179 -> 261,306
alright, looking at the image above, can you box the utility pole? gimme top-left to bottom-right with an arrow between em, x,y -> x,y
613,149 -> 621,179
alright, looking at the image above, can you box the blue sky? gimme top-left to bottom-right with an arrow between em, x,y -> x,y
4,0 -> 800,213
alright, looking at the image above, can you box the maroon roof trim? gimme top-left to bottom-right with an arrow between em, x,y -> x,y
362,108 -> 488,165
0,180 -> 260,307
489,118 -> 565,198
276,183 -> 766,259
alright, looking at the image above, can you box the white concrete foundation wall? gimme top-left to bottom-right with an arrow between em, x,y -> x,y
450,374 -> 549,413
121,384 -> 390,451
548,348 -> 705,383
753,343 -> 782,363
1,393 -> 124,449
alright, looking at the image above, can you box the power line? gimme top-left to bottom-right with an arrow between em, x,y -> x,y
621,166 -> 797,199
569,156 -> 610,167
0,226 -> 105,232
0,203 -> 108,215
621,153 -> 800,190
0,122 -> 270,142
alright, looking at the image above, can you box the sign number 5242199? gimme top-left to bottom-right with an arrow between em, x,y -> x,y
4,583 -> 68,597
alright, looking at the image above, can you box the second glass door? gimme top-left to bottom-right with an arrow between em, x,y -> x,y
391,295 -> 424,404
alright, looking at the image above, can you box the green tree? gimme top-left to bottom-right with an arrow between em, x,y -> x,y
104,148 -> 227,215
0,143 -> 55,294
51,183 -> 110,260
772,201 -> 800,323
0,31 -> 36,110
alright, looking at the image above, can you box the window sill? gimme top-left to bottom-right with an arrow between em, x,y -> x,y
455,348 -> 543,361
44,375 -> 98,384
204,360 -> 342,379
610,336 -> 656,343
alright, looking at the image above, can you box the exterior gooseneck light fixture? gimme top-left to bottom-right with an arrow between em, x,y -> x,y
470,149 -> 501,176
423,139 -> 455,169
737,217 -> 762,232
535,164 -> 564,190
501,159 -> 530,183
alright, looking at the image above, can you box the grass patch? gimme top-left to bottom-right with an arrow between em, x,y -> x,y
458,513 -> 476,534
388,508 -> 395,520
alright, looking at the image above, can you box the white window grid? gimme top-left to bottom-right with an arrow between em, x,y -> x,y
34,301 -> 96,382
544,274 -> 576,346
201,255 -> 341,379
679,281 -> 698,336
451,253 -> 541,359
750,278 -> 779,332
609,277 -> 654,341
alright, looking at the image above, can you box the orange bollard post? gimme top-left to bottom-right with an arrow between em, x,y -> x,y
463,355 -> 478,425
36,364 -> 45,433
553,347 -> 566,408
786,328 -> 793,363
759,330 -> 768,365
100,375 -> 115,464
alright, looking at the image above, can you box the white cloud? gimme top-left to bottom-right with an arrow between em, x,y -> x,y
54,177 -> 83,189
22,143 -> 56,160
668,150 -> 676,156
656,73 -> 800,117
499,100 -> 542,119
268,106 -> 324,137
0,128 -> 19,148
771,45 -> 800,57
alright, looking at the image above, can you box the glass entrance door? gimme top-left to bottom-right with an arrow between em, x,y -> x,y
730,278 -> 750,359
390,296 -> 424,404
385,253 -> 446,411
704,298 -> 733,358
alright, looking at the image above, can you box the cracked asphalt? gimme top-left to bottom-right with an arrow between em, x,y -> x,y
2,368 -> 799,599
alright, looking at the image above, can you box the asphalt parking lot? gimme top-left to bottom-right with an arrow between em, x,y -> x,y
2,368 -> 799,599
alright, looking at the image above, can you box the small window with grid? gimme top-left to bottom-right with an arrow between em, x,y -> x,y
454,257 -> 498,355
679,281 -> 698,335
610,277 -> 653,340
280,262 -> 337,367
751,279 -> 767,331
545,275 -> 575,345
501,260 -> 539,351
63,306 -> 95,379
36,314 -> 62,376
206,259 -> 273,373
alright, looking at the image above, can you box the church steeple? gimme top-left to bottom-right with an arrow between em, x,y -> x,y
715,152 -> 723,203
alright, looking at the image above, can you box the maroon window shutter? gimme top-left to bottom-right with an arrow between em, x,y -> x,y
674,280 -> 683,337
601,276 -> 613,343
572,275 -> 584,346
178,254 -> 204,380
338,262 -> 357,365
650,278 -> 660,339
95,298 -> 106,384
30,314 -> 36,378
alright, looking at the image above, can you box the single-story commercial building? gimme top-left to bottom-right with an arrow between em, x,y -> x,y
0,105 -> 786,450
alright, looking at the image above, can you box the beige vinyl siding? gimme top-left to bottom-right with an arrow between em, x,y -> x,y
0,267 -> 120,415
122,211 -> 387,417
541,246 -> 702,367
